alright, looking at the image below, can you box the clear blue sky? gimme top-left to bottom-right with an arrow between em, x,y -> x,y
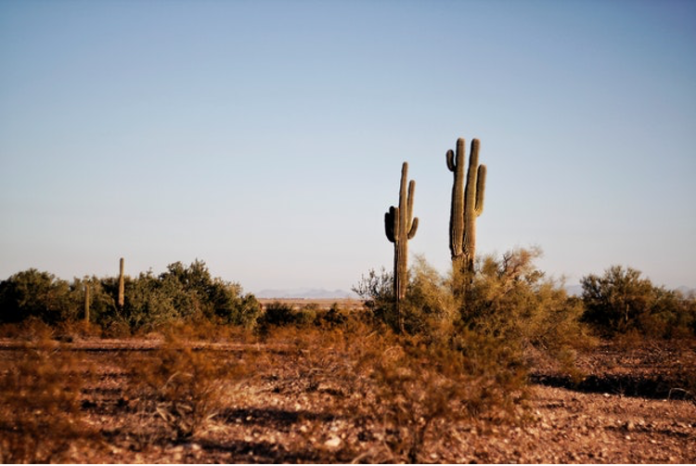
1,0 -> 695,293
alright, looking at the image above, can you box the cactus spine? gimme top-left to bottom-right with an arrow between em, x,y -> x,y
385,162 -> 419,332
447,138 -> 486,275
117,258 -> 125,311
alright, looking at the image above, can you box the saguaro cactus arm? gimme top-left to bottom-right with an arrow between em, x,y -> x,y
385,163 -> 418,250
475,164 -> 486,215
463,138 -> 484,219
406,180 -> 419,239
385,206 -> 398,243
447,138 -> 467,260
408,215 -> 419,240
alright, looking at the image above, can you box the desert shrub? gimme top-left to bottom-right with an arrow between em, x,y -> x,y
0,261 -> 261,332
161,318 -> 255,343
314,302 -> 349,328
0,340 -> 95,462
129,337 -> 250,440
0,269 -> 73,324
350,325 -> 529,463
256,316 -> 530,463
258,301 -> 297,328
400,256 -> 458,339
120,261 -> 261,331
581,265 -> 696,338
256,301 -> 323,332
355,249 -> 591,359
74,276 -> 118,327
118,271 -> 180,330
461,248 -> 594,360
355,247 -> 593,389
352,267 -> 396,327
13,315 -> 57,341
0,272 -> 112,326
55,320 -> 103,341
219,291 -> 262,328
352,262 -> 453,335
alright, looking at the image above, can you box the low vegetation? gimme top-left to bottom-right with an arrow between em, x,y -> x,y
0,338 -> 96,463
581,265 -> 696,339
0,251 -> 694,462
0,260 -> 260,333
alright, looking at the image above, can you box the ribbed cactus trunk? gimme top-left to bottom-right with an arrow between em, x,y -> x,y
385,162 -> 419,332
447,138 -> 486,278
117,258 -> 125,311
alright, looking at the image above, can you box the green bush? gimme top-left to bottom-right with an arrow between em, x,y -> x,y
315,302 -> 348,328
356,248 -> 590,347
352,267 -> 395,327
0,269 -> 72,324
581,265 -> 696,338
462,248 -> 593,357
355,248 -> 594,379
0,260 -> 261,332
400,256 -> 457,339
256,301 -> 321,331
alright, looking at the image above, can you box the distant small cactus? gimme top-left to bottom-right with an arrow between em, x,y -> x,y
118,258 -> 125,311
385,162 -> 419,332
84,284 -> 90,323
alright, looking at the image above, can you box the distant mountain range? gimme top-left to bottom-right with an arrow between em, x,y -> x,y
255,288 -> 359,299
256,286 -> 694,300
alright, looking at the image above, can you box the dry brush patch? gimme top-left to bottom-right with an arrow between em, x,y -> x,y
0,338 -> 100,463
0,326 -> 694,463
125,335 -> 255,442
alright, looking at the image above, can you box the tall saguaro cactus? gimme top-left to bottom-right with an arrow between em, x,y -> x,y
117,258 -> 125,311
447,137 -> 486,276
385,162 -> 419,331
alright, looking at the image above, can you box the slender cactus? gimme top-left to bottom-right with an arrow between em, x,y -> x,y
385,162 -> 419,332
84,284 -> 90,323
447,138 -> 486,275
118,258 -> 125,311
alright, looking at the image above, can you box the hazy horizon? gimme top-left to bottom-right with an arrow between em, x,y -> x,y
1,0 -> 695,293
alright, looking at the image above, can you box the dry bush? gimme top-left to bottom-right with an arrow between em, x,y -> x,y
266,324 -> 363,397
672,364 -> 696,404
55,320 -> 103,342
100,318 -> 132,338
0,339 -> 95,463
266,319 -> 530,463
256,301 -> 321,333
129,337 -> 251,441
161,318 -> 256,344
462,248 -> 596,376
352,327 -> 529,463
14,316 -> 56,341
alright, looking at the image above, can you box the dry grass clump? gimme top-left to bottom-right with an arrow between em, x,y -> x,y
350,327 -> 529,463
0,338 -> 95,463
259,318 -> 531,463
127,335 -> 252,441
